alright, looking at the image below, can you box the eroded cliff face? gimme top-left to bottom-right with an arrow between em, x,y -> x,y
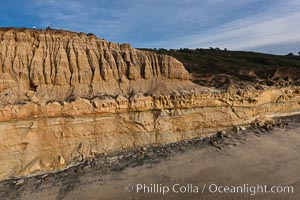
0,28 -> 190,106
0,28 -> 300,180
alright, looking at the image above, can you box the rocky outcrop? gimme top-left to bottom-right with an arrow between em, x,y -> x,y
0,28 -> 300,180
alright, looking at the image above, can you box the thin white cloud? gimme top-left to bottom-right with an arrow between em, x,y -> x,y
144,0 -> 300,53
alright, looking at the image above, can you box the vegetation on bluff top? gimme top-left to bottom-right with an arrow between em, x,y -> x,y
139,48 -> 300,74
139,48 -> 300,89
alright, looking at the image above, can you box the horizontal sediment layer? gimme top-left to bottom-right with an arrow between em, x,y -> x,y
1,87 -> 300,179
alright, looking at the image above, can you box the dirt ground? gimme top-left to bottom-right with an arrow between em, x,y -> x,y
1,116 -> 300,200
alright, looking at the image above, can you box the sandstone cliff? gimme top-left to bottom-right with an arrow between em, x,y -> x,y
0,28 -> 190,106
0,28 -> 300,180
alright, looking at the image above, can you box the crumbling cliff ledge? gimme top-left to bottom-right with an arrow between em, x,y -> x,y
0,28 -> 300,180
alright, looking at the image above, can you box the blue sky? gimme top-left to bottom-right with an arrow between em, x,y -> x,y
1,0 -> 300,54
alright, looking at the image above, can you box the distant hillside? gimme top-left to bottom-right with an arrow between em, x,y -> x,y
139,48 -> 300,90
